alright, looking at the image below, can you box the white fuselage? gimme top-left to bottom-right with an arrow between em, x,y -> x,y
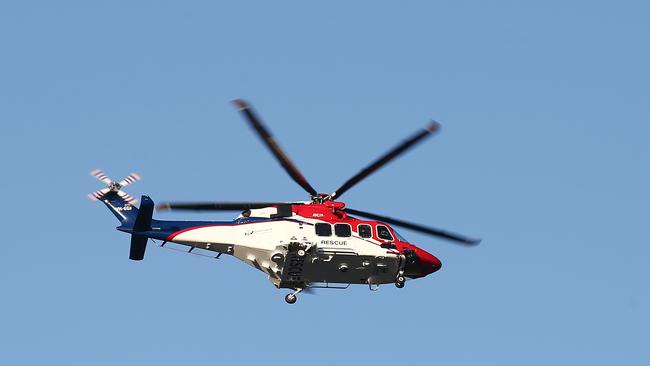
169,215 -> 404,288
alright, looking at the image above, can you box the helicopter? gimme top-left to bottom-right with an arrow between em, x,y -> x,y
89,99 -> 480,304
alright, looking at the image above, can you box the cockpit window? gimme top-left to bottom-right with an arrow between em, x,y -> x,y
377,225 -> 393,241
394,230 -> 407,242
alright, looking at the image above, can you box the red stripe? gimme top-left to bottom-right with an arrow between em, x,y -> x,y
165,221 -> 275,241
166,225 -> 221,241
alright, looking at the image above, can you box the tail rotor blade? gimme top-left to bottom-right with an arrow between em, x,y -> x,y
88,188 -> 110,201
331,121 -> 440,200
117,190 -> 138,205
118,173 -> 142,187
232,99 -> 319,197
90,169 -> 113,185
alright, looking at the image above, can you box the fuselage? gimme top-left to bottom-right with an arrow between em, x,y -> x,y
124,202 -> 441,287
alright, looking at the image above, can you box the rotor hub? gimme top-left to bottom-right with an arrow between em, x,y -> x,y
109,182 -> 122,191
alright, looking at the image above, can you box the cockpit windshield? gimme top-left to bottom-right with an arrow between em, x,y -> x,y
394,230 -> 407,242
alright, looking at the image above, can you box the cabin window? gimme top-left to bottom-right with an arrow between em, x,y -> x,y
334,223 -> 352,237
315,223 -> 332,236
377,225 -> 393,241
358,224 -> 372,238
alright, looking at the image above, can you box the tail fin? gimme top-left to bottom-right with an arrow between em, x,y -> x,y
103,194 -> 154,261
102,191 -> 140,224
104,194 -> 154,261
129,196 -> 154,260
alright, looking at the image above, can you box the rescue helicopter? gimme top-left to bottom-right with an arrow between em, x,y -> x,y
89,99 -> 480,304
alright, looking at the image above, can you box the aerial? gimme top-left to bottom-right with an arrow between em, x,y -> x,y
1,1 -> 648,366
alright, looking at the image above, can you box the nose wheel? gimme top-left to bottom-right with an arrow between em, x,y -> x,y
284,288 -> 303,304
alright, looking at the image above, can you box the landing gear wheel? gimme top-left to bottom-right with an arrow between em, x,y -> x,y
397,275 -> 405,283
395,275 -> 406,288
395,281 -> 405,288
297,249 -> 306,257
285,293 -> 297,304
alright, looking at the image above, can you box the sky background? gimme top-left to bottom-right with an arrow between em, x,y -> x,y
1,1 -> 649,365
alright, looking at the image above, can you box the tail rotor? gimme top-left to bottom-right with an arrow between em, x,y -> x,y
88,169 -> 141,204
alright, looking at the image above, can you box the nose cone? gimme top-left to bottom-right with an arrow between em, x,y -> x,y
419,250 -> 442,275
403,247 -> 442,278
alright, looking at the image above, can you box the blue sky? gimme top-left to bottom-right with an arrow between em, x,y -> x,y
1,1 -> 648,365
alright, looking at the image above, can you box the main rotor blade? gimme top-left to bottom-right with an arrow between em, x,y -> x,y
330,121 -> 440,200
157,201 -> 292,211
232,99 -> 319,197
344,208 -> 481,245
